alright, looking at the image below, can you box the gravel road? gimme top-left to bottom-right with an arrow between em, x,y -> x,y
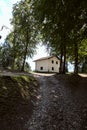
25,74 -> 87,130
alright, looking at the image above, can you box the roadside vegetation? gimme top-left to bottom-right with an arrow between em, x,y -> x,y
0,0 -> 87,129
0,75 -> 39,130
0,0 -> 87,74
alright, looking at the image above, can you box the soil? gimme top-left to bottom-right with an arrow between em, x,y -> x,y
25,73 -> 87,130
0,72 -> 87,130
0,74 -> 39,130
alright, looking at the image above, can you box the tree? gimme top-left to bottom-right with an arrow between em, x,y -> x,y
6,0 -> 38,71
31,0 -> 87,74
0,41 -> 13,68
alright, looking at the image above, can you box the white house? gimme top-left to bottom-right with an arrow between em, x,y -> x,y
34,55 -> 60,73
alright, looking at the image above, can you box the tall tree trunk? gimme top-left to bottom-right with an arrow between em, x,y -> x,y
21,49 -> 27,71
21,30 -> 29,71
74,42 -> 78,74
62,43 -> 66,74
12,31 -> 16,70
59,44 -> 63,73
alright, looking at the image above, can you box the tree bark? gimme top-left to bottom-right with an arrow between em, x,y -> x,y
21,30 -> 29,71
12,31 -> 16,70
62,43 -> 66,74
59,44 -> 63,73
74,42 -> 78,74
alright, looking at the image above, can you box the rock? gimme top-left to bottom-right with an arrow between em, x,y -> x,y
85,126 -> 87,129
59,114 -> 63,121
72,121 -> 77,127
59,108 -> 63,113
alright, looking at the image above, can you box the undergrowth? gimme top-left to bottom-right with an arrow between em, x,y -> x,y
0,75 -> 39,130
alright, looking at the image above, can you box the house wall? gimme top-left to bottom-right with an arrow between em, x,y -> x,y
35,59 -> 49,72
35,57 -> 60,72
48,57 -> 60,72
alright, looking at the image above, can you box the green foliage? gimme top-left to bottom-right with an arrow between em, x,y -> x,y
30,0 -> 87,73
0,75 -> 39,128
0,75 -> 38,101
4,0 -> 38,71
0,41 -> 13,68
79,39 -> 87,57
0,0 -> 87,73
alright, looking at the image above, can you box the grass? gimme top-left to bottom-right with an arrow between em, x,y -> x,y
0,75 -> 38,100
0,75 -> 39,130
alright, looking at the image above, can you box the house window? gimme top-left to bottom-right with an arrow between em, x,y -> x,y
56,61 -> 58,64
52,60 -> 54,64
52,67 -> 54,70
40,67 -> 43,70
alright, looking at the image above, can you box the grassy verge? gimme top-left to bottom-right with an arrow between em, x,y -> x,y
0,75 -> 39,130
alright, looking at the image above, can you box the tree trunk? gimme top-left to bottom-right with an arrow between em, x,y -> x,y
21,30 -> 29,71
59,44 -> 63,73
74,42 -> 78,74
12,31 -> 16,70
21,55 -> 26,71
62,43 -> 66,74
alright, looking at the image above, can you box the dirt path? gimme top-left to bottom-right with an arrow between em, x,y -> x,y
24,74 -> 87,130
0,71 -> 87,130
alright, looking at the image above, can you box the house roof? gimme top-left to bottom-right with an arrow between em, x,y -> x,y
33,55 -> 60,62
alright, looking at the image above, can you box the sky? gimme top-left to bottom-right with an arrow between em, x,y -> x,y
27,44 -> 49,70
0,0 -> 19,42
0,0 -> 48,70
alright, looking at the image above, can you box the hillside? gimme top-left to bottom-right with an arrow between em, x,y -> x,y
0,75 -> 39,130
0,73 -> 87,130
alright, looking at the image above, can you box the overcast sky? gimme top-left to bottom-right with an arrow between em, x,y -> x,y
0,0 -> 48,70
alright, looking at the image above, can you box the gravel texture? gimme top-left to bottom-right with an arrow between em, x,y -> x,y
25,74 -> 87,130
